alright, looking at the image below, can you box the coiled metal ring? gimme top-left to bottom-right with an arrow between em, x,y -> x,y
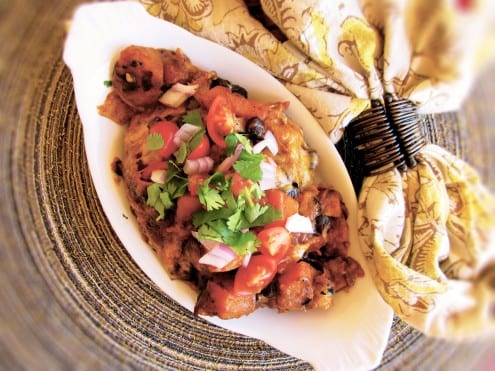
348,94 -> 425,176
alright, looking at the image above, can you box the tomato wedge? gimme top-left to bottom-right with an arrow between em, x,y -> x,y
257,226 -> 291,262
149,120 -> 180,158
187,134 -> 210,160
206,95 -> 236,148
233,255 -> 277,295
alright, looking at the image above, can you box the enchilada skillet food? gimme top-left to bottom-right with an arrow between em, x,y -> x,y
98,45 -> 363,319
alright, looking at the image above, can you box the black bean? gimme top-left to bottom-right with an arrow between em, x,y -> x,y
211,78 -> 248,98
246,117 -> 266,143
231,84 -> 248,98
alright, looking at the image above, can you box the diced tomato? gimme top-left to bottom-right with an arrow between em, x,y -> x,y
203,278 -> 256,319
233,255 -> 277,295
140,160 -> 168,180
263,189 -> 299,228
230,172 -> 253,197
187,134 -> 210,160
149,120 -> 180,158
206,95 -> 236,148
257,226 -> 291,262
187,173 -> 208,196
175,194 -> 202,223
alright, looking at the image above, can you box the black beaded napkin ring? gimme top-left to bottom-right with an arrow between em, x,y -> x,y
348,93 -> 425,176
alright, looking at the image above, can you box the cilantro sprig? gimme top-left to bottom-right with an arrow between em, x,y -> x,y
147,132 -> 165,151
174,109 -> 206,163
225,133 -> 264,181
146,162 -> 188,220
193,173 -> 281,255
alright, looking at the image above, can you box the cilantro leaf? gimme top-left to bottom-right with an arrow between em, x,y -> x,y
197,220 -> 260,256
233,154 -> 263,181
198,187 -> 224,211
225,134 -> 239,156
147,183 -> 162,207
248,206 -> 282,227
146,183 -> 165,220
244,203 -> 268,224
147,132 -> 164,151
192,207 -> 236,227
145,161 -> 188,220
224,133 -> 264,181
196,224 -> 223,243
181,109 -> 204,127
224,231 -> 259,255
174,142 -> 188,164
197,172 -> 231,211
221,190 -> 236,209
226,209 -> 245,231
188,128 -> 205,152
225,133 -> 253,156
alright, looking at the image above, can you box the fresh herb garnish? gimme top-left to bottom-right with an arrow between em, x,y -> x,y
193,175 -> 281,255
147,132 -> 164,151
181,109 -> 204,127
225,133 -> 264,181
174,142 -> 188,163
146,161 -> 188,220
103,80 -> 112,87
197,172 -> 229,211
173,110 -> 206,163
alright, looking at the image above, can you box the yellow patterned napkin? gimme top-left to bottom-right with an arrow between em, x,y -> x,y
140,0 -> 495,339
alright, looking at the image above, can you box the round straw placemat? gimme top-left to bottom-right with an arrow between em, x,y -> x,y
1,1 -> 494,370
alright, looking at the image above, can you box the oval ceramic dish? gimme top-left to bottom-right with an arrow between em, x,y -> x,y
63,2 -> 393,369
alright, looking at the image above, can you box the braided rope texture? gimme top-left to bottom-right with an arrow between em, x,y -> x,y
1,0 -> 494,369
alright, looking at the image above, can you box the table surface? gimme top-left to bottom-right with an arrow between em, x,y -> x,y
1,1 -> 494,369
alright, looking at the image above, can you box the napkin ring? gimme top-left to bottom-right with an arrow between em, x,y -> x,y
348,94 -> 425,176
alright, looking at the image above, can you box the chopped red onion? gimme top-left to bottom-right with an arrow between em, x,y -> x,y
184,156 -> 214,175
198,243 -> 238,269
173,123 -> 201,147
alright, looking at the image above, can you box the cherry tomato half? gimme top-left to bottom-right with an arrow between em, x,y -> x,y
206,95 -> 236,148
149,120 -> 179,159
187,134 -> 210,160
257,226 -> 291,262
233,255 -> 277,295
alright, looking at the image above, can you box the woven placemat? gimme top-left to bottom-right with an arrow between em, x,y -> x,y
1,1 -> 494,369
